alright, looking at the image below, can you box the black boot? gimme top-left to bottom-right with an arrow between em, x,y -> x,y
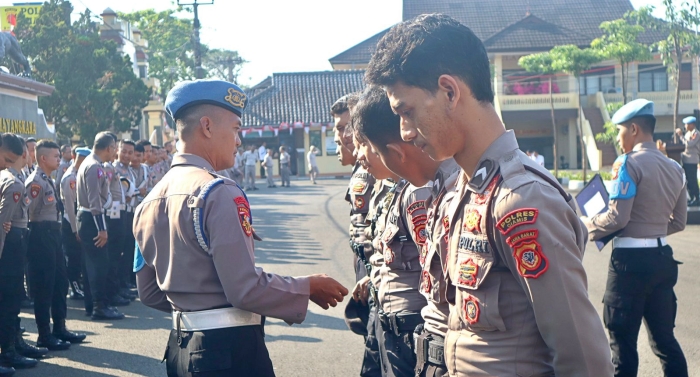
52,321 -> 86,344
91,303 -> 124,321
0,351 -> 37,369
0,366 -> 14,376
14,332 -> 48,359
109,295 -> 130,307
36,333 -> 70,351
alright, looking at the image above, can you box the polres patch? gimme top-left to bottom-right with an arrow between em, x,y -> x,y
512,240 -> 548,278
235,197 -> 252,237
407,200 -> 426,215
463,295 -> 480,325
496,208 -> 538,235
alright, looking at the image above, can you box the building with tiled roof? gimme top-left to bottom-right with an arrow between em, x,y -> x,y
329,0 -> 690,171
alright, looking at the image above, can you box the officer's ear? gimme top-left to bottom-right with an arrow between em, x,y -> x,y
198,116 -> 214,138
437,74 -> 461,110
385,143 -> 406,162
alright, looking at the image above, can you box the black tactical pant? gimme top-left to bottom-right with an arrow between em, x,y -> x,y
27,223 -> 67,334
165,325 -> 275,377
62,218 -> 83,295
0,228 -> 28,352
604,245 -> 688,377
106,213 -> 125,299
78,211 -> 109,308
120,211 -> 136,288
362,298 -> 382,377
376,312 -> 421,377
682,163 -> 699,202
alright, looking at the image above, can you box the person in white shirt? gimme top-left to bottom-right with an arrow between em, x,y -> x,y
532,150 -> 545,167
263,149 -> 276,188
307,146 -> 319,184
279,146 -> 291,187
258,142 -> 267,178
243,145 -> 258,190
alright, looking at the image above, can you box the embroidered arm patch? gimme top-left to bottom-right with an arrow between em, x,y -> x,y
508,231 -> 548,279
496,208 -> 538,235
235,197 -> 253,237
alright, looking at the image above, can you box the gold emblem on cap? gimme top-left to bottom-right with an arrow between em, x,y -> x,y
224,88 -> 247,109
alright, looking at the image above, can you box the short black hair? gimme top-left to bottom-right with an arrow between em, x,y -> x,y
630,115 -> 656,134
1,133 -> 23,156
26,137 -> 36,144
134,144 -> 145,153
136,140 -> 151,148
60,144 -> 71,153
94,132 -> 115,150
36,139 -> 59,152
120,139 -> 136,148
106,132 -> 118,142
365,13 -> 494,104
352,86 -> 403,150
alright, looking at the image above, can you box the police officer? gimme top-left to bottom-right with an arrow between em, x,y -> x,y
54,144 -> 72,197
676,116 -> 700,206
113,140 -> 137,300
131,142 -> 152,209
26,140 -> 86,350
132,79 -> 348,377
77,133 -> 124,320
583,99 -> 688,377
365,14 -> 613,376
61,147 -> 90,302
0,134 -> 40,374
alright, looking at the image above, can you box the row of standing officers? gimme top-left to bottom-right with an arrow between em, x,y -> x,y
132,13 -> 690,377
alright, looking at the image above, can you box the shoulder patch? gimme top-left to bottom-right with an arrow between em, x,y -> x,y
12,192 -> 20,203
235,197 -> 253,237
30,183 -> 40,199
412,214 -> 428,246
70,181 -> 76,190
496,208 -> 538,235
97,168 -> 104,179
512,239 -> 548,278
354,196 -> 365,210
506,229 -> 538,247
610,154 -> 637,200
407,200 -> 426,215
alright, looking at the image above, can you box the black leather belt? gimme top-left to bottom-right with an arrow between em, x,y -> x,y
415,331 -> 445,367
29,221 -> 61,230
378,312 -> 423,336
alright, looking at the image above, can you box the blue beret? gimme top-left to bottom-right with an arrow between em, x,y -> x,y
165,79 -> 248,120
683,116 -> 696,124
75,147 -> 91,157
611,99 -> 654,124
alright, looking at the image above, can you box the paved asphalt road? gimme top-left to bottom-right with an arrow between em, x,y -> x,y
14,178 -> 700,377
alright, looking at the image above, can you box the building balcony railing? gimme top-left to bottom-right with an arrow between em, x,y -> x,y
603,91 -> 697,115
499,92 -> 579,112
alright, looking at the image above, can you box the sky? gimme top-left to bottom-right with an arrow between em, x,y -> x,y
0,0 -> 678,86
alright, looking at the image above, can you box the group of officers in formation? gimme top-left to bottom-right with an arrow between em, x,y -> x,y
95,12 -> 689,377
0,133 -> 174,375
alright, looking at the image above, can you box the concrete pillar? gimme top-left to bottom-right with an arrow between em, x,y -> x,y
567,118 -> 578,169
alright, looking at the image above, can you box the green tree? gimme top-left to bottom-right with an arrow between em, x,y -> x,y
16,0 -> 149,143
595,102 -> 624,153
591,19 -> 651,104
628,2 -> 700,134
519,52 -> 560,178
203,48 -> 246,84
550,45 -> 602,181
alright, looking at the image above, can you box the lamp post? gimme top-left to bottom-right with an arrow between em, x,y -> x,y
177,0 -> 214,79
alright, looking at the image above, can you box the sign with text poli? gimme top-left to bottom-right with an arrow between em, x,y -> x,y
1,5 -> 43,32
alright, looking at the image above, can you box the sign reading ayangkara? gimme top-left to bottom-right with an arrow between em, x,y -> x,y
0,118 -> 36,135
0,4 -> 43,32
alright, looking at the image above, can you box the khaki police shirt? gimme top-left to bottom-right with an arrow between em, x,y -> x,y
374,180 -> 429,314
77,154 -> 112,215
346,163 -> 375,246
365,179 -> 396,293
133,154 -> 310,323
55,159 -> 71,198
26,166 -> 59,223
445,131 -> 613,376
9,168 -> 28,229
113,161 -> 135,209
681,129 -> 700,164
421,160 -> 460,338
61,166 -> 78,233
585,141 -> 687,240
0,169 -> 24,256
103,162 -> 125,208
131,163 -> 151,206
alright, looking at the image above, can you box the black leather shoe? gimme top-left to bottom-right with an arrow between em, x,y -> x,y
109,295 -> 130,307
15,335 -> 48,358
53,328 -> 86,344
0,352 -> 37,369
0,366 -> 14,376
36,335 -> 70,351
91,307 -> 124,321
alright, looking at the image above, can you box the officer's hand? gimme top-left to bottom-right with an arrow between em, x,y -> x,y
74,232 -> 81,243
352,276 -> 370,305
2,222 -> 10,233
676,128 -> 683,135
139,188 -> 147,196
308,274 -> 349,310
94,230 -> 108,248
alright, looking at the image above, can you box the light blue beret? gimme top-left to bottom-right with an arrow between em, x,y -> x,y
165,79 -> 248,119
611,99 -> 655,124
75,147 -> 91,157
683,116 -> 696,124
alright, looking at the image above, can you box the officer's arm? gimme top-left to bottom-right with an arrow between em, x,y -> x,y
0,181 -> 21,256
668,182 -> 687,236
493,182 -> 613,376
401,186 -> 430,249
206,185 -> 310,324
61,178 -> 78,233
26,179 -> 42,217
686,133 -> 700,148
